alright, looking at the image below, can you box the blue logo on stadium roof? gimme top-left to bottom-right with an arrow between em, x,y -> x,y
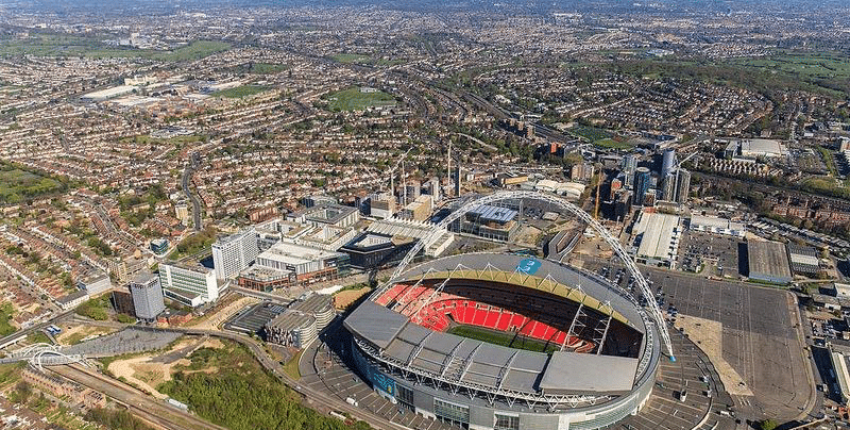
517,258 -> 541,275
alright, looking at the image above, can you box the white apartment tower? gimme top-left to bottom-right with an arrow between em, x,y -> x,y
212,227 -> 259,280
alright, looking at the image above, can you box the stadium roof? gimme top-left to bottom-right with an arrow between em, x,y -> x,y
540,353 -> 638,395
345,300 -> 639,396
344,301 -> 408,349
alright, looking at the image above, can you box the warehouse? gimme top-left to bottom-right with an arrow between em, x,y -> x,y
747,240 -> 793,284
689,215 -> 746,237
786,244 -> 820,276
631,212 -> 682,268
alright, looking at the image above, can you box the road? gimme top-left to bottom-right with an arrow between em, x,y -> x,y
0,309 -> 74,349
182,151 -> 203,231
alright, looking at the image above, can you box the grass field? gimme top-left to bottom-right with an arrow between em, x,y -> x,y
0,302 -> 16,337
570,126 -> 614,142
120,134 -> 205,146
0,162 -> 63,203
447,325 -> 558,354
0,35 -> 229,62
324,87 -> 396,112
728,51 -> 850,84
214,85 -> 269,99
243,63 -> 287,74
328,53 -> 371,64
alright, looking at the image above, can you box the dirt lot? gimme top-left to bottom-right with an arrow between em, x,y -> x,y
333,287 -> 370,310
107,336 -> 224,399
56,325 -> 115,346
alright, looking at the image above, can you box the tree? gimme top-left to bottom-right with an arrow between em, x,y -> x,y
759,419 -> 778,430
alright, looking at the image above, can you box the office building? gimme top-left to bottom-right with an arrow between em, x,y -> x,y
150,238 -> 169,255
212,227 -> 259,280
661,149 -> 676,178
129,271 -> 165,321
633,167 -> 651,207
159,263 -> 220,307
428,177 -> 441,201
76,270 -> 112,296
674,169 -> 691,204
622,154 -> 638,187
661,174 -> 676,201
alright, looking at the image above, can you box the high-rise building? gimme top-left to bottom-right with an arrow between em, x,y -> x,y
159,263 -> 219,307
661,148 -> 676,178
404,182 -> 421,205
212,227 -> 259,280
661,174 -> 676,201
622,154 -> 638,187
129,271 -> 165,321
428,177 -> 441,202
633,167 -> 651,207
675,169 -> 691,204
454,161 -> 462,197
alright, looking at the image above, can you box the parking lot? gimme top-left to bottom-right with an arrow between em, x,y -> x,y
677,231 -> 744,278
647,269 -> 813,423
620,329 -> 736,430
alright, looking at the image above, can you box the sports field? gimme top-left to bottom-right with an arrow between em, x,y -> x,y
213,85 -> 269,99
324,87 -> 396,112
447,325 -> 558,353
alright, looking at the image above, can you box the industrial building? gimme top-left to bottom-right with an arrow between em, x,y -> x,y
398,195 -> 433,222
450,204 -> 519,242
286,203 -> 359,229
340,232 -> 418,271
212,227 -> 259,280
723,138 -> 786,160
689,215 -> 746,237
80,85 -> 137,102
129,271 -> 165,321
255,242 -> 349,283
786,244 -> 820,276
631,212 -> 682,268
366,218 -> 454,258
158,262 -> 220,307
264,294 -> 334,349
237,266 -> 295,292
747,240 -> 793,284
831,350 -> 850,406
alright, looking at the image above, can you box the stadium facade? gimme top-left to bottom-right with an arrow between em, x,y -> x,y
344,253 -> 661,430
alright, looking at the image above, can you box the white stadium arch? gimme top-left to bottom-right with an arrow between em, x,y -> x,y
376,190 -> 675,361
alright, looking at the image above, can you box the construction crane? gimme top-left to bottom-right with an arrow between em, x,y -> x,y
387,147 -> 414,198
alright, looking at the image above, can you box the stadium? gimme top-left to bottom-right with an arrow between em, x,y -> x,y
343,192 -> 667,430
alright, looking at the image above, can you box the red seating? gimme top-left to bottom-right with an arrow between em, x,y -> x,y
472,308 -> 487,326
484,310 -> 499,329
495,312 -> 511,331
380,284 -> 599,354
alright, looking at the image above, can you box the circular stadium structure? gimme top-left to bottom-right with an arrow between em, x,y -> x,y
343,192 -> 665,430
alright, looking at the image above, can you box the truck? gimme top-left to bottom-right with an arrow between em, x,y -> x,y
346,397 -> 359,407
